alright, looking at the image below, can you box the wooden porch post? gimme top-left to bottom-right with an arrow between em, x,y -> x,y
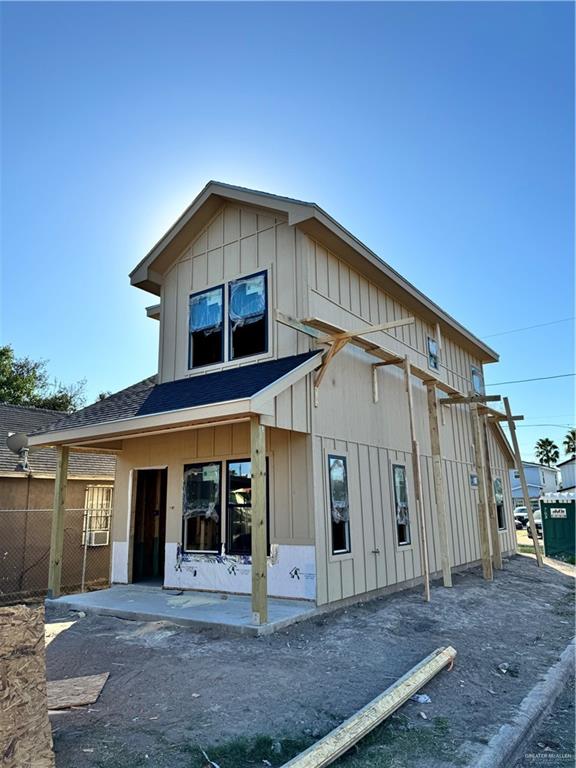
426,383 -> 452,587
47,446 -> 69,599
470,403 -> 493,581
503,397 -> 544,567
250,416 -> 268,625
403,357 -> 430,601
482,416 -> 503,570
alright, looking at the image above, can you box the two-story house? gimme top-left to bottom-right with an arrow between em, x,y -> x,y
557,456 -> 576,492
29,182 -> 516,625
510,461 -> 559,503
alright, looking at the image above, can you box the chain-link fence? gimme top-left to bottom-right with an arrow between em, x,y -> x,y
0,502 -> 112,606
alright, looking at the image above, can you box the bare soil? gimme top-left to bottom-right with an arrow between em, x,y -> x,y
46,554 -> 575,768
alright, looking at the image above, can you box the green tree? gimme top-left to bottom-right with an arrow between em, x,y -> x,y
0,345 -> 85,412
535,437 -> 560,467
564,428 -> 576,456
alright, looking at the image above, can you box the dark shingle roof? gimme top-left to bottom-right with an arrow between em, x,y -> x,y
0,403 -> 115,477
31,352 -> 319,437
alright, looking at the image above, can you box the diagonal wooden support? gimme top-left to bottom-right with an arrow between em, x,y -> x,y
315,316 -> 414,343
503,397 -> 543,567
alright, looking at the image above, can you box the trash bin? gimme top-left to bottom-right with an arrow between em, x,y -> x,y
540,493 -> 575,563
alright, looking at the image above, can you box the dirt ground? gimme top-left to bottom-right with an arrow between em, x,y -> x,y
46,554 -> 575,768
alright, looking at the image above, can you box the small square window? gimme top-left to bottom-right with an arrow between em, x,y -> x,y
328,455 -> 350,555
392,464 -> 411,546
471,366 -> 484,395
427,337 -> 439,371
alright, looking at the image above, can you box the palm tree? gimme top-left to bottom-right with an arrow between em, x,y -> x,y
535,438 -> 560,467
563,428 -> 576,457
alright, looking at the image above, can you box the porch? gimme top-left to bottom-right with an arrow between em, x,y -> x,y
45,582 -> 317,636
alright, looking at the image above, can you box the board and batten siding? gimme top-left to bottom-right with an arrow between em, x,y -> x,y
312,348 -> 515,606
157,203 -> 313,433
305,234 -> 484,395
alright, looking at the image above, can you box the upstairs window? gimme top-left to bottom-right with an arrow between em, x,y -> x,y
328,455 -> 350,555
427,337 -> 439,371
189,286 -> 224,368
229,271 -> 267,360
471,366 -> 484,395
494,477 -> 506,530
182,462 -> 221,552
392,464 -> 411,546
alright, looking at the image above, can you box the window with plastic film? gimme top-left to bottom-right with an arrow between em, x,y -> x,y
189,286 -> 224,368
229,271 -> 267,360
494,477 -> 506,530
182,463 -> 221,552
393,464 -> 411,546
328,455 -> 350,554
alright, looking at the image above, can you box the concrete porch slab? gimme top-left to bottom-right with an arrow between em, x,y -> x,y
45,584 -> 317,636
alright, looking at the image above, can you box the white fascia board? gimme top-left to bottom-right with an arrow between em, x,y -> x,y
28,398 -> 253,447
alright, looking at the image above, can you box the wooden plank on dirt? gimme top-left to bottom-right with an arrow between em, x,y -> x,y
47,672 -> 109,710
281,646 -> 457,768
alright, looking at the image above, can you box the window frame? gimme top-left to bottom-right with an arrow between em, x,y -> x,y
225,457 -> 270,557
427,336 -> 440,372
493,476 -> 507,531
188,284 -> 225,370
181,461 -> 223,554
391,462 -> 412,548
228,269 -> 269,362
327,453 -> 351,557
82,484 -> 113,545
471,365 -> 485,395
179,454 -> 271,558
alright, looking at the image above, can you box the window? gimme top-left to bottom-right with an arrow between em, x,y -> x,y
182,459 -> 269,556
494,477 -> 506,530
182,462 -> 221,552
82,485 -> 113,546
392,464 -> 411,546
328,455 -> 350,555
471,366 -> 484,395
427,337 -> 439,371
229,271 -> 267,360
189,286 -> 224,368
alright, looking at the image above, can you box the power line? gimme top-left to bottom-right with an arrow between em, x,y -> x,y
485,373 -> 575,386
514,423 -> 574,429
483,316 -> 574,338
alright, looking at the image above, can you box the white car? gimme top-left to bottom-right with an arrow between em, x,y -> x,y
513,506 -> 529,529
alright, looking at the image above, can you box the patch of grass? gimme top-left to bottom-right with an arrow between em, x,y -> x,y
331,714 -> 467,767
182,734 -> 314,767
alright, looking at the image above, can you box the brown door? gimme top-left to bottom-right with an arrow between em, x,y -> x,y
132,469 -> 167,583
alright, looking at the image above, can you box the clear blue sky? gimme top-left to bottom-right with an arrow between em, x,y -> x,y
1,1 -> 574,461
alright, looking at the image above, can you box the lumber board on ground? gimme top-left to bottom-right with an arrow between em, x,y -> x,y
47,672 -> 109,710
0,604 -> 55,767
281,646 -> 457,768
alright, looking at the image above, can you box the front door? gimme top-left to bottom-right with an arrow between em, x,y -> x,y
132,468 -> 167,583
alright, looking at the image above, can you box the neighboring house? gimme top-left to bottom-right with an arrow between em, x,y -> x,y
0,403 -> 116,600
29,182 -> 516,618
509,461 -> 559,502
557,456 -> 576,492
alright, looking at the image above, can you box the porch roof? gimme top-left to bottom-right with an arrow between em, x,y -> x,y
27,352 -> 322,447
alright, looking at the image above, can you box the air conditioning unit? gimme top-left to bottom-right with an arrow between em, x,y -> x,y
87,530 -> 110,547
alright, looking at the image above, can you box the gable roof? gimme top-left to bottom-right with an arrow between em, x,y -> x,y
28,352 -> 322,447
130,181 -> 499,364
557,456 -> 575,468
0,403 -> 115,477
